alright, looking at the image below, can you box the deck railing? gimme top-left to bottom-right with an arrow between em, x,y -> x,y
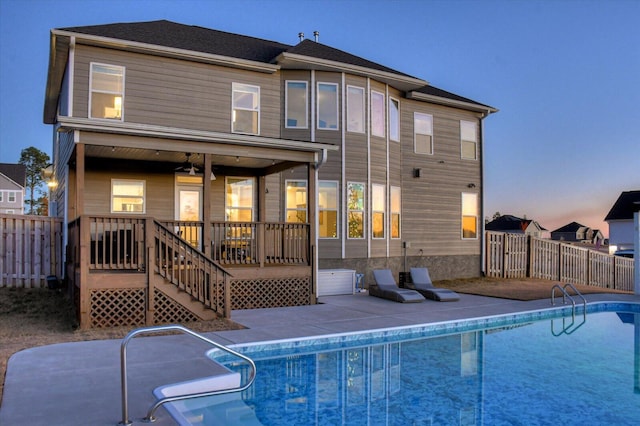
486,231 -> 635,291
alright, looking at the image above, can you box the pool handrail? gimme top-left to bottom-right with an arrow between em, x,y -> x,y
118,324 -> 256,425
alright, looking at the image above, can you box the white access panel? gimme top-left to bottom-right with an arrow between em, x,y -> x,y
317,269 -> 356,296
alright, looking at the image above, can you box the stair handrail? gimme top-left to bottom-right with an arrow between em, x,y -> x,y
119,324 -> 256,425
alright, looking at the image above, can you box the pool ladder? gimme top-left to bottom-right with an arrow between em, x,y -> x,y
550,283 -> 587,336
118,324 -> 256,425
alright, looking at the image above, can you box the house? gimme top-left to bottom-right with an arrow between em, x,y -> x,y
485,214 -> 548,238
605,190 -> 640,254
43,20 -> 497,328
550,221 -> 605,245
0,163 -> 26,214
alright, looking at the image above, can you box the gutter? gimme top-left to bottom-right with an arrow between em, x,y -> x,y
51,29 -> 281,74
406,91 -> 499,114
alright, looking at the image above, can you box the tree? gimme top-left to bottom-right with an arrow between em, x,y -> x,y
492,211 -> 501,220
18,147 -> 50,215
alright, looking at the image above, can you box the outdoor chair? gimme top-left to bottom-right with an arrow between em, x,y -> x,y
369,269 -> 425,303
408,267 -> 460,302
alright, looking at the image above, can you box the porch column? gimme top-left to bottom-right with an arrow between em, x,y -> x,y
307,163 -> 317,304
75,143 -> 85,217
257,175 -> 266,267
203,154 -> 212,256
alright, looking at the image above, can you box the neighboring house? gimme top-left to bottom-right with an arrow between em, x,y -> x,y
605,190 -> 640,254
550,221 -> 605,244
43,20 -> 497,328
0,163 -> 26,215
485,214 -> 548,238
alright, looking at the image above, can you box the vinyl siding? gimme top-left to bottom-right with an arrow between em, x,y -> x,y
73,45 -> 281,137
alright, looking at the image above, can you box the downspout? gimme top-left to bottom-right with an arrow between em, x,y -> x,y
479,110 -> 489,276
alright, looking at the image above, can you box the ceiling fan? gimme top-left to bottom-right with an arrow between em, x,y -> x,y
174,153 -> 200,175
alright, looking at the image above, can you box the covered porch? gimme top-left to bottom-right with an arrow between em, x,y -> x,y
54,120 -> 336,328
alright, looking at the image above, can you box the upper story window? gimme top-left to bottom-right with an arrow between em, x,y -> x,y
0,192 -> 3,202
461,120 -> 478,160
346,86 -> 365,133
90,63 -> 124,120
285,81 -> 308,128
285,180 -> 307,223
372,183 -> 385,239
319,181 -> 339,238
111,179 -> 145,213
317,83 -> 338,130
390,186 -> 401,239
371,91 -> 385,138
389,97 -> 400,142
347,182 -> 365,239
414,113 -> 434,155
7,192 -> 16,203
462,192 -> 478,239
232,83 -> 260,135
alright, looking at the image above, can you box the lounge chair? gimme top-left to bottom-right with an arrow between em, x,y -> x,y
369,269 -> 425,303
408,267 -> 460,302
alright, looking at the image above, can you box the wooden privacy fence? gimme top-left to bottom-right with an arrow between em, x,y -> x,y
486,231 -> 635,291
0,214 -> 63,288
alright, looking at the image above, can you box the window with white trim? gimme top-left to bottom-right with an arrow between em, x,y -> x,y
285,180 -> 307,223
111,179 -> 145,213
414,112 -> 433,155
285,81 -> 308,128
232,83 -> 260,134
8,192 -> 16,203
461,120 -> 478,160
390,186 -> 401,239
347,182 -> 365,239
90,63 -> 124,120
225,178 -> 254,222
389,97 -> 400,141
372,183 -> 385,239
0,192 -> 3,202
371,91 -> 385,137
462,192 -> 478,239
317,83 -> 338,130
319,181 -> 338,238
347,86 -> 365,133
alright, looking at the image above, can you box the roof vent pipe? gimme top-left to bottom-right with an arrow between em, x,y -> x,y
298,32 -> 304,42
313,31 -> 319,42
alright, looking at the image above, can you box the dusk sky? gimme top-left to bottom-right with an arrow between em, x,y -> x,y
1,0 -> 638,236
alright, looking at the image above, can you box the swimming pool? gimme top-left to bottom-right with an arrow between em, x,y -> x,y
166,302 -> 640,425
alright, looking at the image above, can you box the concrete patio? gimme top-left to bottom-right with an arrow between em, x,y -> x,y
1,291 -> 638,425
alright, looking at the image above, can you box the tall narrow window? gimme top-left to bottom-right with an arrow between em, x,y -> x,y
461,120 -> 478,160
371,91 -> 385,137
319,181 -> 339,238
372,184 -> 385,239
347,182 -> 365,239
90,63 -> 124,120
317,83 -> 338,130
414,112 -> 433,155
7,191 -> 16,203
225,178 -> 254,222
0,192 -> 3,202
285,81 -> 308,128
111,179 -> 145,213
389,98 -> 400,142
462,192 -> 478,239
285,180 -> 307,223
347,86 -> 365,133
390,186 -> 401,239
232,83 -> 260,134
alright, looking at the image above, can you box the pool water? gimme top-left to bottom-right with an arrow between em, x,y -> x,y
172,303 -> 640,425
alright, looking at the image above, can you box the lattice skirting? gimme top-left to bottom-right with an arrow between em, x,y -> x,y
90,288 -> 146,328
153,289 -> 200,324
231,276 -> 311,310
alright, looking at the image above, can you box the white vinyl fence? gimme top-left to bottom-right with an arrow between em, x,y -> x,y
486,231 -> 634,291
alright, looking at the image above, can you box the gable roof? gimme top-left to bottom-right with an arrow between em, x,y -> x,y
551,221 -> 586,233
46,20 -> 497,123
604,190 -> 640,221
0,163 -> 26,187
